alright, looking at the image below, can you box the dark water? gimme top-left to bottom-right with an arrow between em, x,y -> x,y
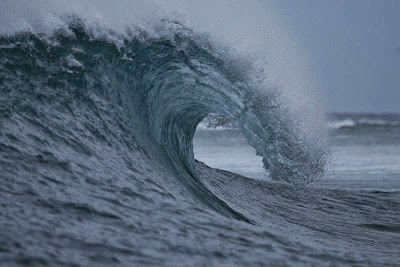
324,113 -> 400,190
1,22 -> 400,266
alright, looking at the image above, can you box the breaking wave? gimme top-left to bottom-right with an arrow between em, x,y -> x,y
329,114 -> 400,130
0,20 -> 328,219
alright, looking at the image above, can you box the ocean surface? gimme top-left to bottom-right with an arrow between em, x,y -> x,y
195,113 -> 400,191
1,2 -> 400,266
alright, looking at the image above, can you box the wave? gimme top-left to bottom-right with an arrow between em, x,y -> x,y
329,115 -> 400,130
0,20 -> 327,219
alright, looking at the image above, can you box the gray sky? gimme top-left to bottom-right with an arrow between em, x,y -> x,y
271,0 -> 400,113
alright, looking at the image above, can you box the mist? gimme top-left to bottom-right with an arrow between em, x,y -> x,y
270,0 -> 400,113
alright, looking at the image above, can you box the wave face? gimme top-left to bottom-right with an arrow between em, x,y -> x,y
1,21 -> 325,201
1,6 -> 399,266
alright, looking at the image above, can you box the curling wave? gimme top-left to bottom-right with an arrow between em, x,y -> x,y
0,21 -> 326,218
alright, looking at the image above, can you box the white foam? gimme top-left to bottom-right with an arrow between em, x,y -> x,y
329,119 -> 356,129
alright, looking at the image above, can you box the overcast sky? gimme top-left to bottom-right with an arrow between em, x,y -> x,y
271,0 -> 400,113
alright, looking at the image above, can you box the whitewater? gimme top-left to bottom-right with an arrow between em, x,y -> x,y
1,1 -> 399,266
